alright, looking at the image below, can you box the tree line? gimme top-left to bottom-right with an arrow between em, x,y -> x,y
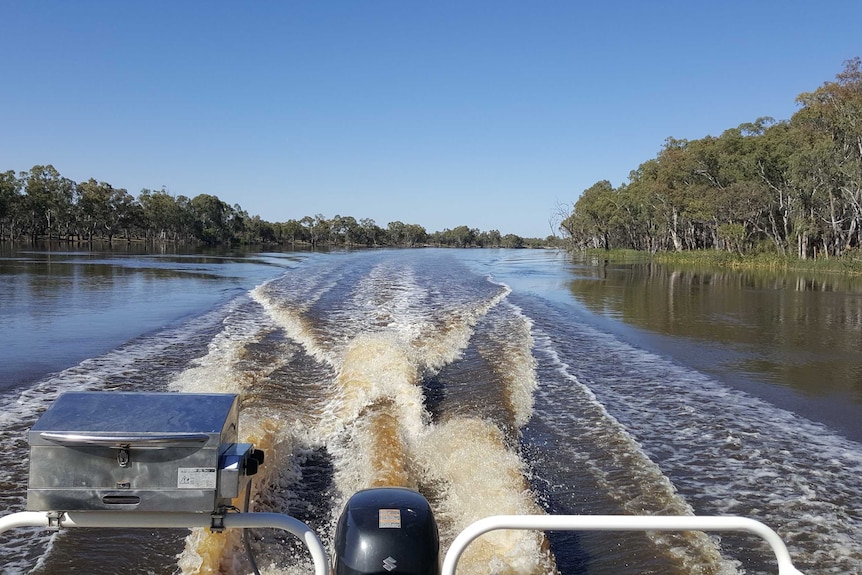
0,166 -> 546,249
561,58 -> 862,260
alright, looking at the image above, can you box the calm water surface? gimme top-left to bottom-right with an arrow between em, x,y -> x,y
565,257 -> 862,442
0,244 -> 297,389
0,245 -> 860,575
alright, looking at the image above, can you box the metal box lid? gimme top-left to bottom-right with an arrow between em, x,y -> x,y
28,392 -> 238,447
27,392 -> 246,513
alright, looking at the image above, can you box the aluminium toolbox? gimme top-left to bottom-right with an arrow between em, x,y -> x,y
27,391 -> 261,513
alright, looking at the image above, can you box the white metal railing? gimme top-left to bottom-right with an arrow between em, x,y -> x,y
441,515 -> 805,575
0,511 -> 806,575
0,511 -> 329,575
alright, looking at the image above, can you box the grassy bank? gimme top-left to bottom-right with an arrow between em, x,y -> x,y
580,248 -> 862,275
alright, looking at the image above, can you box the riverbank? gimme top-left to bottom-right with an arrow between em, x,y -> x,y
581,248 -> 862,275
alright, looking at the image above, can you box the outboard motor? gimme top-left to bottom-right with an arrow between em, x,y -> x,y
333,487 -> 440,575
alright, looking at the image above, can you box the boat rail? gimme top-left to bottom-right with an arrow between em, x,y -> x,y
441,514 -> 804,575
0,510 -> 804,574
0,510 -> 329,575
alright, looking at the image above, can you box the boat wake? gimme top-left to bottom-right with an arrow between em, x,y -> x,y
171,252 -> 553,574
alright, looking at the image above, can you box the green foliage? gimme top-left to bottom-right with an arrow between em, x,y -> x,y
0,170 -> 23,239
0,165 -> 550,248
560,58 -> 862,261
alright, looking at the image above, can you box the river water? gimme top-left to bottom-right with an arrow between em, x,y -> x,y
0,245 -> 860,575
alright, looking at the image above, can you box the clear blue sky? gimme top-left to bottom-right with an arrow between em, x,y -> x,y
2,1 -> 859,238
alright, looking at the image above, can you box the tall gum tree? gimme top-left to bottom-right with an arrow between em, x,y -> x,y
0,170 -> 23,240
796,57 -> 862,255
23,165 -> 74,240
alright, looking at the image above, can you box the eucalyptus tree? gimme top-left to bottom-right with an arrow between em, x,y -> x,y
446,225 -> 476,248
615,179 -> 660,253
139,188 -> 185,241
227,204 -> 247,243
113,189 -> 142,241
795,57 -> 862,255
389,220 -> 430,247
23,165 -> 75,240
360,217 -> 385,246
625,159 -> 671,251
651,138 -> 708,251
246,215 -> 276,243
77,179 -> 110,241
740,120 -> 799,254
279,219 -> 306,247
571,180 -> 618,249
330,215 -> 361,245
297,214 -> 329,247
299,216 -> 315,246
311,214 -> 329,247
559,197 -> 592,249
189,193 -> 234,244
686,127 -> 772,253
0,170 -> 23,240
746,113 -> 842,258
402,223 -> 427,246
501,233 -> 524,248
785,125 -> 836,258
386,220 -> 407,245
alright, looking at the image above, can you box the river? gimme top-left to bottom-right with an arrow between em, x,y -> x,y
0,245 -> 860,575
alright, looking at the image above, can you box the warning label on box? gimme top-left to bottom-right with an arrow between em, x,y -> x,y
177,467 -> 217,489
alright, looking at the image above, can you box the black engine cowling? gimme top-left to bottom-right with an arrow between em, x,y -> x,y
333,487 -> 440,575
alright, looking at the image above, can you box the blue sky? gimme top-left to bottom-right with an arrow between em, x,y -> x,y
2,1 -> 860,238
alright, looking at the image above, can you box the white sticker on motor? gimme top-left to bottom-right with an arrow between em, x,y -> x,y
379,509 -> 402,528
177,467 -> 217,489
